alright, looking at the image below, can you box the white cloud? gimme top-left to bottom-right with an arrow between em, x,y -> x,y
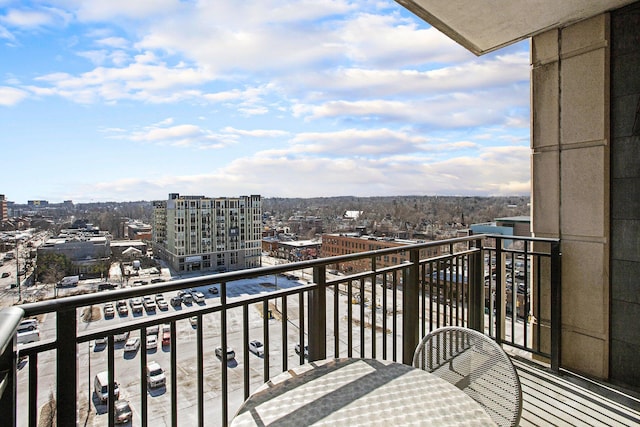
222,127 -> 289,138
32,58 -> 216,103
60,137 -> 530,202
0,6 -> 72,29
289,128 -> 428,156
0,24 -> 15,41
72,0 -> 182,21
0,86 -> 28,105
291,53 -> 529,99
292,84 -> 528,130
1,9 -> 53,27
95,36 -> 129,49
340,13 -> 471,67
122,123 -> 238,149
132,2 -> 360,74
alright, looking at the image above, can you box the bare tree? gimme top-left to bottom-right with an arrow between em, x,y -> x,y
39,391 -> 56,427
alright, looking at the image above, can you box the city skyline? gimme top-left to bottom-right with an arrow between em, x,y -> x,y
1,1 -> 530,204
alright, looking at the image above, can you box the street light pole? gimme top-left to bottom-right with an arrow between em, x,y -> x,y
88,341 -> 91,408
274,273 -> 278,311
14,230 -> 20,301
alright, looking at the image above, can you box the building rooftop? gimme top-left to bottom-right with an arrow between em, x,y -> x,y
495,216 -> 531,223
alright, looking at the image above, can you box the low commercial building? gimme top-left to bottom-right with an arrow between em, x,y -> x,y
123,220 -> 152,240
267,239 -> 321,261
110,240 -> 148,258
37,231 -> 111,277
321,233 -> 441,274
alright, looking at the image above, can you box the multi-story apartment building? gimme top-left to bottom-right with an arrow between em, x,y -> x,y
0,195 -> 7,222
27,200 -> 49,208
152,193 -> 262,273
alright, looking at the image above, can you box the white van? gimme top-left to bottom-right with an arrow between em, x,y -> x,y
19,319 -> 38,330
94,371 -> 120,402
146,361 -> 166,388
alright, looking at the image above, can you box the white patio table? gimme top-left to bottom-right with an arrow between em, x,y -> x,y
231,357 -> 497,426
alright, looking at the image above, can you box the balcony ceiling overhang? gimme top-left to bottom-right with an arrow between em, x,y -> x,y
395,0 -> 637,55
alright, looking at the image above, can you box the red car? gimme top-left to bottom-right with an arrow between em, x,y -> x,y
162,330 -> 170,346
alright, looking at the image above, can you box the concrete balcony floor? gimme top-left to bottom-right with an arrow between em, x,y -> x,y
513,359 -> 640,426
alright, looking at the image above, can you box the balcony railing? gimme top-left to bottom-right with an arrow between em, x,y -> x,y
0,234 -> 561,426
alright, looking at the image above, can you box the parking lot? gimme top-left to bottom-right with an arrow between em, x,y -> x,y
15,269 -> 333,427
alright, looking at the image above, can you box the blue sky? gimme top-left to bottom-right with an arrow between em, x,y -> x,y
0,0 -> 531,204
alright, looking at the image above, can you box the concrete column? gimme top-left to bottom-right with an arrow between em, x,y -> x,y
531,14 -> 611,379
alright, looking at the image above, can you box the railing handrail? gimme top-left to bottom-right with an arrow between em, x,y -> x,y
484,234 -> 560,244
18,234 -> 496,317
0,307 -> 23,357
0,306 -> 24,427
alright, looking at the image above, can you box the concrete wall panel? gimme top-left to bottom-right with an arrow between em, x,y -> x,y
561,240 -> 608,336
562,330 -> 607,378
560,49 -> 608,145
532,151 -> 559,235
560,146 -> 607,237
532,62 -> 559,149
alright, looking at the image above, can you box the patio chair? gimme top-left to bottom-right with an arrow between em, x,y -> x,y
412,326 -> 522,427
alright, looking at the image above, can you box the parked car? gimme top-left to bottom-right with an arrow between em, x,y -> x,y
157,298 -> 168,310
189,316 -> 198,327
143,296 -> 156,311
146,334 -> 157,350
18,319 -> 38,331
123,337 -> 140,352
295,344 -> 309,358
104,303 -> 115,317
98,283 -> 117,291
162,330 -> 171,347
146,361 -> 166,388
170,296 -> 182,307
249,340 -> 264,357
129,297 -> 143,313
1,272 -> 10,278
95,337 -> 107,346
182,292 -> 193,304
215,346 -> 236,361
114,399 -> 133,424
150,278 -> 165,283
116,300 -> 128,315
192,291 -> 205,303
114,331 -> 130,342
208,286 -> 219,294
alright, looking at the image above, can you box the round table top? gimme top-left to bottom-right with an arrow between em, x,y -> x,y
231,358 -> 497,426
